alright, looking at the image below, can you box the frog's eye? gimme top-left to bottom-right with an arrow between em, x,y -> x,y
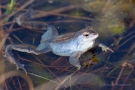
83,32 -> 89,37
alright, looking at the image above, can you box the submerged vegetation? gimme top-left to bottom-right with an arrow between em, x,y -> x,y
5,0 -> 16,15
83,0 -> 133,37
0,0 -> 135,90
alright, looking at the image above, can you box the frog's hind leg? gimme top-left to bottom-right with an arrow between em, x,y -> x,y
23,7 -> 35,20
16,8 -> 49,30
35,25 -> 58,53
6,44 -> 51,55
5,44 -> 51,74
5,45 -> 27,75
40,25 -> 58,43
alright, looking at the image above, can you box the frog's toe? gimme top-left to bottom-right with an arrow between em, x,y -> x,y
16,62 -> 27,75
107,48 -> 114,53
99,43 -> 113,53
102,47 -> 113,53
69,59 -> 81,70
77,65 -> 81,70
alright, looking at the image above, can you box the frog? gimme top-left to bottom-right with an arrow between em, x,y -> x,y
5,8 -> 113,74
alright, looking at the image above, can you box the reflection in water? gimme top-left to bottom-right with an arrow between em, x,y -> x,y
0,71 -> 103,90
0,71 -> 34,90
35,73 -> 103,90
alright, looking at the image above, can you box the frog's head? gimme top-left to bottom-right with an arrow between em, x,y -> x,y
73,26 -> 98,43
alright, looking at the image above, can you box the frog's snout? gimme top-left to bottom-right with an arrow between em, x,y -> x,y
89,30 -> 97,34
90,31 -> 98,36
93,32 -> 98,35
91,32 -> 98,39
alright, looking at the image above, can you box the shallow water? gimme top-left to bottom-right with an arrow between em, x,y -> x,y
1,0 -> 135,90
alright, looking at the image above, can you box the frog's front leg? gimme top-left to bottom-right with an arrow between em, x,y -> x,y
97,43 -> 113,52
69,52 -> 82,70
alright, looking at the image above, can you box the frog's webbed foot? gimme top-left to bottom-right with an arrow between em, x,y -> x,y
23,7 -> 35,20
98,43 -> 114,53
16,8 -> 49,30
16,61 -> 27,75
69,52 -> 82,70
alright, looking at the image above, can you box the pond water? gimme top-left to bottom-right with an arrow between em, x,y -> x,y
1,0 -> 135,90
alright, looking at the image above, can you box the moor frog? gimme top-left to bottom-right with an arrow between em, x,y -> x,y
5,9 -> 113,74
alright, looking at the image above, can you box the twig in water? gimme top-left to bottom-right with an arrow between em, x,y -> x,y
0,0 -> 35,24
111,62 -> 127,90
120,63 -> 134,90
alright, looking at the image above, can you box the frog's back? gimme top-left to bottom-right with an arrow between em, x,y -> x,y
53,33 -> 75,43
49,32 -> 77,56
